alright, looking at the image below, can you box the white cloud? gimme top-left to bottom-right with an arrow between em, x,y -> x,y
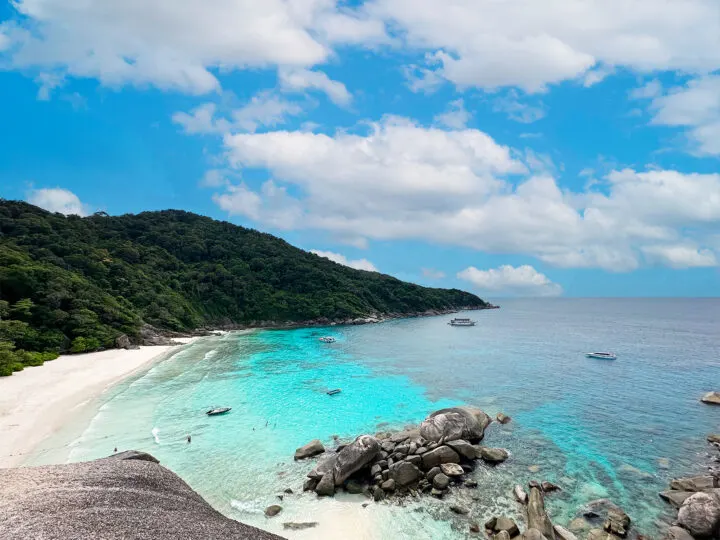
434,99 -> 471,129
27,187 -> 89,216
649,75 -> 720,156
421,268 -> 445,279
630,79 -> 662,100
642,244 -> 717,268
173,92 -> 303,135
3,0 -> 384,94
457,265 -> 562,297
310,250 -> 378,271
279,68 -> 351,106
35,72 -> 64,101
366,0 -> 720,92
197,116 -> 720,272
492,91 -> 546,123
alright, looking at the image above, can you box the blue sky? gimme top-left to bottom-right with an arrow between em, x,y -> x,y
1,0 -> 719,297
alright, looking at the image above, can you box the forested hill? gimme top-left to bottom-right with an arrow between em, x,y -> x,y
0,200 -> 487,368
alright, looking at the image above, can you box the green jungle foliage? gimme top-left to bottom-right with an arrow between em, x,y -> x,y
0,200 -> 487,375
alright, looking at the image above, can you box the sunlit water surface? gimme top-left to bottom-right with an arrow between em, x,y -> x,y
30,299 -> 720,539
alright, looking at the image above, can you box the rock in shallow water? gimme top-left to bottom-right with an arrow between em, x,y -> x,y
554,525 -> 578,540
283,522 -> 318,530
528,487 -> 556,540
478,446 -> 509,464
332,435 -> 380,486
264,505 -> 282,517
419,407 -> 491,443
294,439 -> 325,460
496,413 -> 512,424
440,463 -> 464,477
701,391 -> 720,405
603,507 -> 631,537
662,526 -> 694,540
670,475 -> 718,492
676,491 -> 720,538
422,446 -> 460,468
433,473 -> 450,490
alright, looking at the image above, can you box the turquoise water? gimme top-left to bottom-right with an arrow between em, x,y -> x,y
29,299 -> 720,539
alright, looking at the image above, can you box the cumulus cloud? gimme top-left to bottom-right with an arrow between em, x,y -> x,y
365,0 -> 720,92
649,75 -> 720,156
278,68 -> 352,106
434,99 -> 471,129
2,0 -> 383,94
642,245 -> 717,268
310,250 -> 378,271
202,116 -> 720,272
492,91 -> 546,123
27,187 -> 89,216
457,265 -> 562,297
173,93 -> 304,135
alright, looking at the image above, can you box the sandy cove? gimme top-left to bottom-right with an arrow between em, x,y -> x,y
0,338 -> 197,468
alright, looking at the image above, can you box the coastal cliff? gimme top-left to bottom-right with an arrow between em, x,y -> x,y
0,451 -> 284,540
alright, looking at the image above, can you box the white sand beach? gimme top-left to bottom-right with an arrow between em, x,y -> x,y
0,339 -> 196,468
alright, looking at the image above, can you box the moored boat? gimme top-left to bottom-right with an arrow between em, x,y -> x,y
326,389 -> 342,396
448,318 -> 476,326
206,407 -> 232,416
585,352 -> 617,360
319,337 -> 336,343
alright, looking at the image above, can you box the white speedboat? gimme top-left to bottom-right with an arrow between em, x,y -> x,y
319,337 -> 336,343
585,352 -> 617,360
448,318 -> 476,327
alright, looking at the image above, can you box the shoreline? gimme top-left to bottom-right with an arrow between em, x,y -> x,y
0,338 -> 198,469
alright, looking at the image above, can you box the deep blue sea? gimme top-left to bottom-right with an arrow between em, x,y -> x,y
30,299 -> 720,539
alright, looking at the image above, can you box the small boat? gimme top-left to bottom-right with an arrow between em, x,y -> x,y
319,337 -> 336,343
585,352 -> 617,360
206,407 -> 232,416
326,389 -> 342,396
448,318 -> 476,326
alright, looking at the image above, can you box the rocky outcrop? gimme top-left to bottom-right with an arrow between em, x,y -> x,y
670,476 -> 718,492
486,516 -> 520,537
663,526 -> 695,540
553,525 -> 578,540
294,439 -> 325,460
496,413 -> 512,424
332,435 -> 380,485
676,491 -> 720,538
478,446 -> 509,464
603,507 -> 630,537
115,334 -> 139,350
0,451 -> 283,540
264,505 -> 282,517
527,487 -> 556,540
660,490 -> 694,508
515,484 -> 529,504
419,407 -> 491,442
708,434 -> 720,445
422,445 -> 460,468
701,392 -> 720,405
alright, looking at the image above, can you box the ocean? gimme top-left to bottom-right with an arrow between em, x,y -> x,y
28,299 -> 720,539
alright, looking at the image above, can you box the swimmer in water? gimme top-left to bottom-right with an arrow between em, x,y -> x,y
187,435 -> 191,443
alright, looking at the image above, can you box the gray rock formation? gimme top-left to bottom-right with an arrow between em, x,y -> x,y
486,516 -> 520,537
433,473 -> 450,490
391,462 -> 421,488
419,407 -> 491,442
701,392 -> 720,405
0,452 -> 283,540
676,491 -> 720,538
497,413 -> 512,424
660,490 -> 694,508
515,484 -> 529,504
603,507 -> 630,537
294,439 -> 325,460
264,505 -> 282,517
446,439 -> 477,460
478,446 -> 509,464
663,526 -> 695,540
332,435 -> 380,485
440,463 -> 464,477
670,476 -> 718,492
524,528 -> 550,540
528,487 -> 556,540
422,445 -> 460,468
553,525 -> 578,540
315,472 -> 335,497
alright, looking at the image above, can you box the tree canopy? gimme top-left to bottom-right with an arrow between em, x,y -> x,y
0,200 -> 487,375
